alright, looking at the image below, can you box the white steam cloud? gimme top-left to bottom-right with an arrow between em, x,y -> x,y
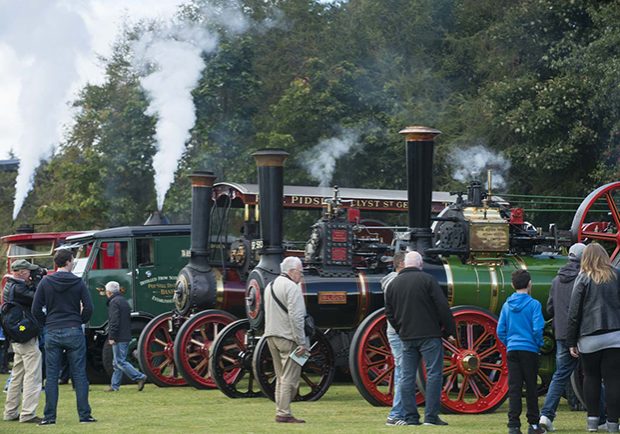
302,128 -> 362,187
0,1 -> 91,219
131,3 -> 249,210
450,144 -> 511,189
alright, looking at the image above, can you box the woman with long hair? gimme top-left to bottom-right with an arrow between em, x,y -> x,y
567,243 -> 620,433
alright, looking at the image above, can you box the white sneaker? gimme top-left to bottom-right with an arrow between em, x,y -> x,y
539,415 -> 555,432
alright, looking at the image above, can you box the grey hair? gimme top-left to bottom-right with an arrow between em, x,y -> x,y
280,256 -> 303,274
404,251 -> 423,269
105,281 -> 120,293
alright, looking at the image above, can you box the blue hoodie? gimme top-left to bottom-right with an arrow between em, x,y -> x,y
497,292 -> 544,353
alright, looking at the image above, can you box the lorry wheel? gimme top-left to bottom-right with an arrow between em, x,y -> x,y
102,321 -> 148,384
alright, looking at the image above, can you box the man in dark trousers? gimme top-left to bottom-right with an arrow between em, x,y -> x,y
32,249 -> 96,425
104,281 -> 146,392
385,251 -> 456,426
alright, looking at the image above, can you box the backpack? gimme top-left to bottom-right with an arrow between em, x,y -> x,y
0,285 -> 40,343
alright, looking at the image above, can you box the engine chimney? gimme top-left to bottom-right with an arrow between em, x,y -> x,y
188,171 -> 217,270
173,171 -> 217,316
144,210 -> 170,225
252,149 -> 289,274
399,126 -> 441,253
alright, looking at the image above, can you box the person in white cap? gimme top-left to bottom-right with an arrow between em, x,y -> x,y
104,281 -> 146,392
540,243 -> 604,431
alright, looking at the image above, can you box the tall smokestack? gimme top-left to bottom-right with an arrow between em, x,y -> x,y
399,126 -> 441,253
188,171 -> 217,270
252,149 -> 289,274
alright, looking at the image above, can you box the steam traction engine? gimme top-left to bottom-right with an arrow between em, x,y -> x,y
206,128 -> 568,414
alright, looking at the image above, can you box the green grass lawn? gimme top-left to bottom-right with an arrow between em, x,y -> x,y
0,375 -> 594,433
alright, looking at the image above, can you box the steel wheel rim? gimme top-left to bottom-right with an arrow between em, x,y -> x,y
209,319 -> 262,398
140,313 -> 186,386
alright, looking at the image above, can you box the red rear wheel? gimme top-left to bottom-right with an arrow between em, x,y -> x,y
349,308 -> 425,407
173,310 -> 237,389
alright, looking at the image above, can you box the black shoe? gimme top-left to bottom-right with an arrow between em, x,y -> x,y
528,424 -> 545,434
424,417 -> 449,426
508,428 -> 523,434
80,416 -> 97,423
137,378 -> 146,392
406,420 -> 422,426
38,419 -> 56,426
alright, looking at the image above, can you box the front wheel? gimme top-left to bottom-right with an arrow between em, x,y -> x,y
418,306 -> 508,414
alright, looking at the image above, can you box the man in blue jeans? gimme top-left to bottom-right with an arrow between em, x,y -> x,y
104,281 -> 146,392
384,251 -> 456,426
32,249 -> 96,425
382,251 -> 406,426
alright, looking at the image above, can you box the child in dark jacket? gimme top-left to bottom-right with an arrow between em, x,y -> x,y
497,270 -> 545,434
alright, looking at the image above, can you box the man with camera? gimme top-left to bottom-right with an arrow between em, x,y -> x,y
2,259 -> 43,424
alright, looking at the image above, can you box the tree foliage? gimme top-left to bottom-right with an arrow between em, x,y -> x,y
4,0 -> 619,235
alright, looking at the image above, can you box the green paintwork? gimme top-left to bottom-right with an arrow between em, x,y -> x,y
444,255 -> 564,318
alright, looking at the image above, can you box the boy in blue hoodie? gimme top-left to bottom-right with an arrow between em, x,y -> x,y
497,270 -> 545,434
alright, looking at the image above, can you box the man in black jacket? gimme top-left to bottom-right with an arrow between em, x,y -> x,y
385,251 -> 456,427
32,249 -> 95,425
3,259 -> 42,423
104,281 -> 146,392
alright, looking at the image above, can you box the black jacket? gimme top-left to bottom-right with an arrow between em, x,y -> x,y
566,270 -> 620,347
385,267 -> 456,340
3,276 -> 36,309
32,271 -> 93,330
107,293 -> 132,342
547,259 -> 580,340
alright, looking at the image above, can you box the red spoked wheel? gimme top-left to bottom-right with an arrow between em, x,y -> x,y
349,308 -> 425,407
208,319 -> 263,398
571,181 -> 620,265
137,311 -> 187,387
173,309 -> 237,389
418,306 -> 508,414
252,331 -> 335,402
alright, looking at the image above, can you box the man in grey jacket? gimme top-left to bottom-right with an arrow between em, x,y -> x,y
263,256 -> 308,424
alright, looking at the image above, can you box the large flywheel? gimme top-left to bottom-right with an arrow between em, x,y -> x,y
173,309 -> 237,389
208,319 -> 263,398
252,331 -> 335,402
418,306 -> 508,414
571,181 -> 620,265
349,308 -> 425,407
137,311 -> 187,387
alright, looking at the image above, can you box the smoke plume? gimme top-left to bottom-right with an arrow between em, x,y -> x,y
301,128 -> 362,187
449,144 -> 511,189
131,2 -> 250,210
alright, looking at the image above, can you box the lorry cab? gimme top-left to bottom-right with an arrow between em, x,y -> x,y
68,225 -> 191,328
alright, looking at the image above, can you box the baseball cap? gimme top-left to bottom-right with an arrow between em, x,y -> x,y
569,243 -> 586,260
10,259 -> 39,271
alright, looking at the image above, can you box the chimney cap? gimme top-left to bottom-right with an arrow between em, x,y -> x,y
188,171 -> 216,188
399,126 -> 441,141
252,149 -> 289,167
